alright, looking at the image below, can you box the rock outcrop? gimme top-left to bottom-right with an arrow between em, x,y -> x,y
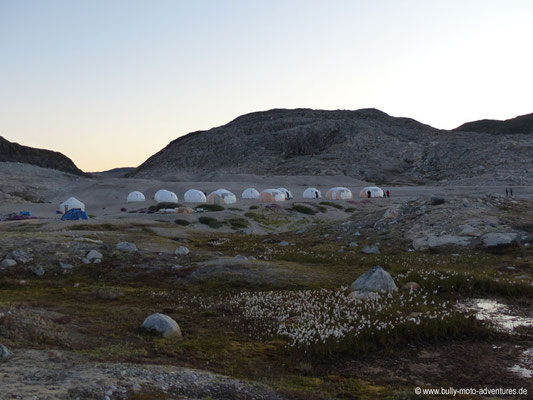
0,136 -> 85,176
128,108 -> 533,184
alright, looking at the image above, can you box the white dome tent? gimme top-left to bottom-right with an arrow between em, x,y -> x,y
207,189 -> 237,205
325,187 -> 353,200
154,189 -> 178,203
127,191 -> 146,202
302,188 -> 322,199
184,189 -> 207,203
258,189 -> 286,202
359,186 -> 384,198
59,197 -> 85,213
277,188 -> 293,200
241,188 -> 260,199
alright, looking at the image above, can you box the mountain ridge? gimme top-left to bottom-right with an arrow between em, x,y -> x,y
0,136 -> 86,176
129,108 -> 533,184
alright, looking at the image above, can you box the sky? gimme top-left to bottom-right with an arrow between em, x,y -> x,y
1,1 -> 532,171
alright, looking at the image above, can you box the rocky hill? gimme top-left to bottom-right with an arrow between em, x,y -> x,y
0,136 -> 85,176
454,112 -> 533,134
130,108 -> 533,184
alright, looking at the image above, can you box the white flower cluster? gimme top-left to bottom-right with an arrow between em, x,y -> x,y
226,288 -> 463,351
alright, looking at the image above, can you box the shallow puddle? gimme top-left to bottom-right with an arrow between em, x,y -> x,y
459,299 -> 533,332
459,299 -> 533,380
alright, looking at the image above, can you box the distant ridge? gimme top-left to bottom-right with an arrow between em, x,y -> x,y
0,136 -> 85,176
128,108 -> 533,184
454,113 -> 533,134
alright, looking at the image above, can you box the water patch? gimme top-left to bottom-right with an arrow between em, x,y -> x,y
509,347 -> 533,379
458,299 -> 533,332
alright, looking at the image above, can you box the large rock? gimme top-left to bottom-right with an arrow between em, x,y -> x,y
86,250 -> 103,262
31,265 -> 45,277
0,258 -> 17,268
141,313 -> 182,338
482,232 -> 518,248
361,245 -> 380,254
116,242 -> 138,252
8,250 -> 32,264
427,234 -> 471,248
174,246 -> 190,256
350,266 -> 397,292
0,344 -> 12,358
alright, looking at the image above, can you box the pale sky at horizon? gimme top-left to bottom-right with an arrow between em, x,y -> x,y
1,0 -> 532,171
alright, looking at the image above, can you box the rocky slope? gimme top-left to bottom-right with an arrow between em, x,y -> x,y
454,112 -> 533,135
130,108 -> 533,184
0,136 -> 85,176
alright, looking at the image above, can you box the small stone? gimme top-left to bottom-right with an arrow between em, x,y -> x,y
361,245 -> 380,254
74,283 -> 80,288
86,250 -> 103,261
0,258 -> 17,268
430,196 -> 445,205
278,241 -> 289,246
0,344 -> 12,358
31,266 -> 45,277
59,261 -> 73,270
81,258 -> 90,264
174,246 -> 190,256
234,255 -> 247,260
349,242 -> 358,247
401,282 -> 421,291
116,242 -> 138,252
93,259 -> 102,264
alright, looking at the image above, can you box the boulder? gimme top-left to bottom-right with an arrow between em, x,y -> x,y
482,232 -> 518,248
349,242 -> 358,247
430,196 -> 445,205
86,250 -> 103,262
278,241 -> 289,246
116,241 -> 138,252
401,282 -> 421,291
0,258 -> 17,268
427,234 -> 471,248
361,245 -> 380,254
141,313 -> 182,338
59,261 -> 73,270
350,266 -> 397,292
234,255 -> 247,260
0,344 -> 12,359
174,246 -> 190,256
348,291 -> 381,301
8,250 -> 32,264
31,266 -> 45,277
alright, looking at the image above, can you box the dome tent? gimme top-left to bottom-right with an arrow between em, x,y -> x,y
277,188 -> 293,200
258,189 -> 286,202
242,188 -> 260,199
359,186 -> 384,198
127,191 -> 145,202
303,188 -> 322,199
61,209 -> 88,221
59,197 -> 85,213
154,189 -> 178,203
325,187 -> 352,200
184,189 -> 207,203
207,189 -> 237,205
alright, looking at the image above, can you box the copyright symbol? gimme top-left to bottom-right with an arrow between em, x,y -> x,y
414,387 -> 421,395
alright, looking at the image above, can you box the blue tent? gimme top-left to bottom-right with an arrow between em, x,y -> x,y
61,208 -> 88,221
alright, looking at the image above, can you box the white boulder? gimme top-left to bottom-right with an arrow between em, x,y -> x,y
350,266 -> 397,293
141,313 -> 182,338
